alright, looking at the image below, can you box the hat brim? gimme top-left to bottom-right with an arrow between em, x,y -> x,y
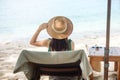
47,16 -> 73,39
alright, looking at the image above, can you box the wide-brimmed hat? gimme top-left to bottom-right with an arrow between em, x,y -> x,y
47,16 -> 73,39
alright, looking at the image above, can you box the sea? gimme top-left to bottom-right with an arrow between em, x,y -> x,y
0,0 -> 120,42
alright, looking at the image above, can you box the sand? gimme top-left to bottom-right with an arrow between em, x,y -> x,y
0,34 -> 120,80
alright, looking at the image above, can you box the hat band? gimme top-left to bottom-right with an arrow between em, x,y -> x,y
51,23 -> 67,34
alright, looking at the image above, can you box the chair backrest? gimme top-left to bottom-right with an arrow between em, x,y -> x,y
14,49 -> 91,80
30,59 -> 82,80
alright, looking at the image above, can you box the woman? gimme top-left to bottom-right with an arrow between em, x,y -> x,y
30,16 -> 76,80
30,16 -> 74,50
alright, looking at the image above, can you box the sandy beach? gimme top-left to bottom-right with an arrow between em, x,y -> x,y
0,0 -> 119,79
0,34 -> 120,80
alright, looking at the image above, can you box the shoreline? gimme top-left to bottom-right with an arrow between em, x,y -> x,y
0,34 -> 120,80
1,30 -> 120,43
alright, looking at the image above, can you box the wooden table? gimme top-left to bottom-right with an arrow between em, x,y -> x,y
88,47 -> 120,80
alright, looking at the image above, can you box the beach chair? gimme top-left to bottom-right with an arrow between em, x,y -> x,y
30,59 -> 82,80
14,49 -> 92,80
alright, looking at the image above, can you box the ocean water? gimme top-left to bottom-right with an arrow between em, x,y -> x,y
0,0 -> 120,42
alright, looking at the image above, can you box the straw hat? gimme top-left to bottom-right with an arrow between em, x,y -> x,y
47,16 -> 73,39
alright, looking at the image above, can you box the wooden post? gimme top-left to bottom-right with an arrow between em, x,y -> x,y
104,0 -> 111,80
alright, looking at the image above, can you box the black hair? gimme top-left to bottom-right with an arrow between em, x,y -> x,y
49,38 -> 69,51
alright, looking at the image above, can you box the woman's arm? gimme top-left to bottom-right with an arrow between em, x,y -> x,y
30,23 -> 50,47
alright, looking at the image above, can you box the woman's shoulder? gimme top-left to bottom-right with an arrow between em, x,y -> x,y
40,38 -> 51,47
